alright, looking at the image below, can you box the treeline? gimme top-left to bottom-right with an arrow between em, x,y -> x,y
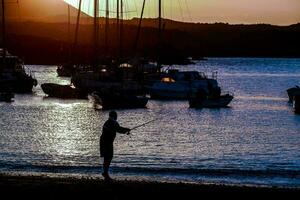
4,18 -> 300,65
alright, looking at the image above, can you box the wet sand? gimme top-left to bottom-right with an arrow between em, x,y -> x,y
0,174 -> 298,198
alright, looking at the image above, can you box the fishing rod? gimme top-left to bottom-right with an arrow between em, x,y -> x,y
130,119 -> 159,131
129,114 -> 177,131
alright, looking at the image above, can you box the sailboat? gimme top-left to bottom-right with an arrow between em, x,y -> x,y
57,2 -> 80,77
0,0 -> 37,93
69,0 -> 149,109
141,1 -> 221,100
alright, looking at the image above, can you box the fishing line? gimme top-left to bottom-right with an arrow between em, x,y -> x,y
129,111 -> 177,132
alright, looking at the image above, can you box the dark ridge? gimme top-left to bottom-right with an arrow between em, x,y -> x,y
4,19 -> 300,65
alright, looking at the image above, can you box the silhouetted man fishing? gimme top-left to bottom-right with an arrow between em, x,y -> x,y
100,111 -> 130,182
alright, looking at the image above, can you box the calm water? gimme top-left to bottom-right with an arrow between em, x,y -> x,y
0,58 -> 300,187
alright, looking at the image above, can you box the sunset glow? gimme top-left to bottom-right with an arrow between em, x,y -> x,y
5,0 -> 300,25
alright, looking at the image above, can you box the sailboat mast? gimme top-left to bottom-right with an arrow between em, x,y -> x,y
116,0 -> 120,60
68,5 -> 70,44
105,0 -> 109,57
67,4 -> 71,62
119,0 -> 123,59
73,0 -> 82,53
1,0 -> 6,58
157,0 -> 162,70
133,0 -> 146,54
94,0 -> 99,65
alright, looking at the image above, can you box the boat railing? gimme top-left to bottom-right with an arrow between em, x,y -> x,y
198,72 -> 207,79
23,65 -> 36,79
221,90 -> 234,97
212,71 -> 218,80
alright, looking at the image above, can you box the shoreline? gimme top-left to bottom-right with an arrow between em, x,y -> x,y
0,173 -> 299,198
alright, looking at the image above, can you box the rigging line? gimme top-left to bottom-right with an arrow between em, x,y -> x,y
124,0 -> 134,19
170,0 -> 173,22
184,0 -> 192,22
112,0 -> 115,17
133,0 -> 138,17
133,0 -> 146,54
16,0 -> 22,22
162,0 -> 165,19
146,0 -> 150,19
124,0 -> 128,20
177,0 -> 185,22
4,0 -> 19,4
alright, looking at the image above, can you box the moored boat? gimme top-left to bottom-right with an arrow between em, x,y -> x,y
90,91 -> 148,110
0,92 -> 14,102
57,64 -> 76,77
1,1 -> 37,94
41,83 -> 87,99
287,86 -> 300,102
0,49 -> 37,93
146,70 -> 219,100
293,95 -> 300,114
189,92 -> 234,108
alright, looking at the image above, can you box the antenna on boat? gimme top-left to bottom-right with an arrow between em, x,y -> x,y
1,0 -> 6,59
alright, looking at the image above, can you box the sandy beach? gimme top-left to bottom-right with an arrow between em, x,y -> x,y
0,174 -> 298,198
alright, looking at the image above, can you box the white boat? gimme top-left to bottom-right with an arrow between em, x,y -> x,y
146,69 -> 219,100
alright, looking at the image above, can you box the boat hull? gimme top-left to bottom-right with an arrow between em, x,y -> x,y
287,86 -> 300,102
147,80 -> 215,100
293,95 -> 300,114
0,92 -> 14,102
189,94 -> 234,108
41,83 -> 87,99
1,50 -> 37,93
91,92 -> 148,110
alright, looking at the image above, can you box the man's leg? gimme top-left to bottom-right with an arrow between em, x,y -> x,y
102,157 -> 113,180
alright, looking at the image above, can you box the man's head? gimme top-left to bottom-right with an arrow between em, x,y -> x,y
109,110 -> 117,120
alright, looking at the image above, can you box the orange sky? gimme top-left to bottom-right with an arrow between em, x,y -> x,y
4,0 -> 300,25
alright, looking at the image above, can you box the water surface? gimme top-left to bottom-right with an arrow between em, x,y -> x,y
1,58 -> 300,187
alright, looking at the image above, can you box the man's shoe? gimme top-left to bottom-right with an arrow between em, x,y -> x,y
102,173 -> 113,182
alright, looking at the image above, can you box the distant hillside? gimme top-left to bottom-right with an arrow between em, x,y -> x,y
4,18 -> 300,65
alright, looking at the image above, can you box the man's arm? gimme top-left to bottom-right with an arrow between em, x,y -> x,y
117,126 -> 131,134
114,121 -> 130,134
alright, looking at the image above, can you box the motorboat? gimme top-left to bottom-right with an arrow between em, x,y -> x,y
0,49 -> 37,93
1,2 -> 37,93
287,86 -> 300,102
41,83 -> 87,99
189,94 -> 233,108
146,69 -> 219,100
